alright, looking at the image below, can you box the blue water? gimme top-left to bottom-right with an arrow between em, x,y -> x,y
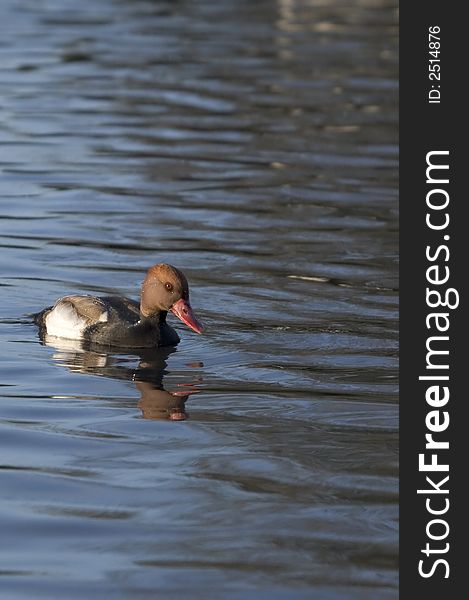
0,0 -> 398,598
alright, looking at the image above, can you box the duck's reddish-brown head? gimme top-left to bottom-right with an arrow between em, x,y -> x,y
140,263 -> 203,334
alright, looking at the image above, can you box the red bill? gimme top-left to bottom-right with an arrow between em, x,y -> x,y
170,298 -> 204,334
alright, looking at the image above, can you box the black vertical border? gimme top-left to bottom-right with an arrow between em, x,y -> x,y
400,3 -> 465,597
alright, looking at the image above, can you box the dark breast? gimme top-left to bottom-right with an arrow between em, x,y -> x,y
82,296 -> 179,348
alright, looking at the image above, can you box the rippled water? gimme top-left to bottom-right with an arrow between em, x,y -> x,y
1,0 -> 398,598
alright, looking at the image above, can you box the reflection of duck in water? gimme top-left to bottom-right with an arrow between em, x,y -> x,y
40,334 -> 203,421
34,264 -> 203,348
136,381 -> 193,421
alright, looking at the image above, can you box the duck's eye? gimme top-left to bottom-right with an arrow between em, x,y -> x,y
165,282 -> 173,292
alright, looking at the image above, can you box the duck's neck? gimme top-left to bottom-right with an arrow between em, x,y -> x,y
139,310 -> 168,327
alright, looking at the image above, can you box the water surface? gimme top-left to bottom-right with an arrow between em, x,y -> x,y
0,0 -> 398,598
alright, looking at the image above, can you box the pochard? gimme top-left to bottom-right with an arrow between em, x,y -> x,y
34,263 -> 203,348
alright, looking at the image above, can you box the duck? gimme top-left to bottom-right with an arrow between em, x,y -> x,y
34,263 -> 203,348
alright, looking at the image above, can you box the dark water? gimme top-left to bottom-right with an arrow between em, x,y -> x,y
0,0 -> 398,598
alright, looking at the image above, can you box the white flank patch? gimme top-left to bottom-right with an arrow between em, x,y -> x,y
45,304 -> 86,340
45,303 -> 108,340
